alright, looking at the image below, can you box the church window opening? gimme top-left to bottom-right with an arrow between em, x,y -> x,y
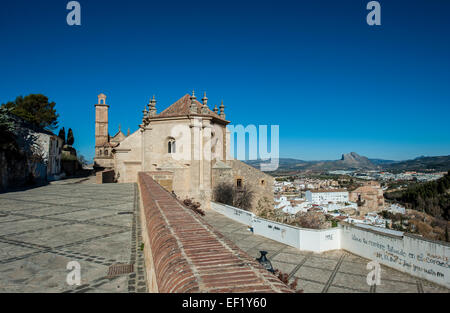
236,179 -> 242,188
168,139 -> 176,153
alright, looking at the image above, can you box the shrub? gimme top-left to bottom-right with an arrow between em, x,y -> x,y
183,198 -> 205,216
61,154 -> 77,161
213,182 -> 234,206
213,182 -> 254,211
274,269 -> 303,293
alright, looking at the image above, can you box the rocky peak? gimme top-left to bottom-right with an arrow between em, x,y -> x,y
340,152 -> 374,167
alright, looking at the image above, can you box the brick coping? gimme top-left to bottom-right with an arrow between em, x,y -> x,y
138,172 -> 293,293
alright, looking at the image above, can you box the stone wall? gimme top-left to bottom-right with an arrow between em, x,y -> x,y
144,171 -> 174,193
137,172 -> 293,293
211,160 -> 275,213
0,150 -> 28,191
230,160 -> 275,212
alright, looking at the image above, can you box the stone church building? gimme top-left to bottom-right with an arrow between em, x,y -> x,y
94,91 -> 273,210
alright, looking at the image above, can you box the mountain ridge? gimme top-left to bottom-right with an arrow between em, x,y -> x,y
245,153 -> 450,173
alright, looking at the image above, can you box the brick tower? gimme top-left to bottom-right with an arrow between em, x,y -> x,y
94,93 -> 112,168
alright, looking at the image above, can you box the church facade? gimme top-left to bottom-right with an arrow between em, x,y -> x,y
93,91 -> 274,210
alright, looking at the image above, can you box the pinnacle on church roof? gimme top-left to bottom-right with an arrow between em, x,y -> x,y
148,95 -> 157,117
219,100 -> 225,119
201,92 -> 209,114
190,90 -> 198,113
213,104 -> 219,114
143,106 -> 148,118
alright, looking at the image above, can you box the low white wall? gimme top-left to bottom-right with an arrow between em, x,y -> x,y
211,202 -> 340,253
301,228 -> 341,253
340,223 -> 450,288
211,202 -> 254,226
252,217 -> 300,249
210,202 -> 450,288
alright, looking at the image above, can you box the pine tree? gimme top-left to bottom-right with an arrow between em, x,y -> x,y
2,94 -> 59,130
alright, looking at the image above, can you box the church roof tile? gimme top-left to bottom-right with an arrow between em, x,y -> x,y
156,94 -> 225,120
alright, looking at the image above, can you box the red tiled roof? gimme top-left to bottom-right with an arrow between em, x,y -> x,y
156,94 -> 224,120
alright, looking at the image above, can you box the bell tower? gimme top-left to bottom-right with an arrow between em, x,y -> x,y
95,93 -> 109,153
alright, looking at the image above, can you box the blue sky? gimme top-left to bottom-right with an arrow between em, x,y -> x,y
1,0 -> 449,162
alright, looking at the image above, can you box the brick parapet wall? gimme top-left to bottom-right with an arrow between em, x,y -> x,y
138,172 -> 292,293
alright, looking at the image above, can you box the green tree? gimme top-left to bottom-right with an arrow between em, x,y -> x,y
0,106 -> 16,147
67,128 -> 74,146
2,94 -> 59,130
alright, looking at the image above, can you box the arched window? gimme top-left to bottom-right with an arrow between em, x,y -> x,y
168,139 -> 176,153
236,179 -> 242,188
105,149 -> 108,156
99,149 -> 102,156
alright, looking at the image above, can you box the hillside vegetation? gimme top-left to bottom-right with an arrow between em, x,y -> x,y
385,170 -> 450,221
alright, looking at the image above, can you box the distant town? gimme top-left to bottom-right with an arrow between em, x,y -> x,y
263,165 -> 449,243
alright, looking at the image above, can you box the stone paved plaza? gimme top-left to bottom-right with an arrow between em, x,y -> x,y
0,177 -> 147,293
202,210 -> 450,293
1,178 -> 448,293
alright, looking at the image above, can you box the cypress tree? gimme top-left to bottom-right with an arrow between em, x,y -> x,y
67,128 -> 74,146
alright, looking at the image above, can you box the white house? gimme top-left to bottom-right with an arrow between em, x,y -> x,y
275,196 -> 309,215
305,189 -> 349,204
388,203 -> 406,215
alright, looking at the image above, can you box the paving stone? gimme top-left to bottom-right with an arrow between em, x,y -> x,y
328,285 -> 368,293
0,241 -> 39,261
49,208 -> 116,221
0,218 -> 67,236
339,260 -> 371,276
272,252 -> 306,264
375,279 -> 419,293
271,260 -> 298,274
331,272 -> 370,291
304,256 -> 339,270
294,266 -> 333,284
296,279 -> 326,293
0,179 -> 144,293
